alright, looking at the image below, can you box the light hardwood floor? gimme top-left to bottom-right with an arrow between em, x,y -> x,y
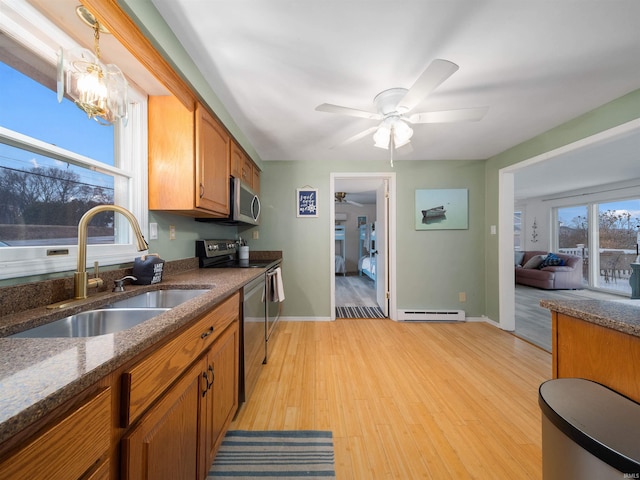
232,319 -> 551,479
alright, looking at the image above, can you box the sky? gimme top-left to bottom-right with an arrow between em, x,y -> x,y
0,61 -> 114,190
558,200 -> 640,227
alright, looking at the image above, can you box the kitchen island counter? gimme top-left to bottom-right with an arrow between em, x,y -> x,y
540,298 -> 640,337
542,298 -> 640,404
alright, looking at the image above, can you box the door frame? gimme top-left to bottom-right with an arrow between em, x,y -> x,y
330,172 -> 397,320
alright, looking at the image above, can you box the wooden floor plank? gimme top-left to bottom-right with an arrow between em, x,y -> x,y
232,319 -> 551,478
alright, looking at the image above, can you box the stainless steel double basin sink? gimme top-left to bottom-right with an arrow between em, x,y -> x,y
10,289 -> 210,339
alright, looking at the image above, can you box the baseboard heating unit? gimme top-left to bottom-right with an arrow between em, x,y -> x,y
398,309 -> 465,322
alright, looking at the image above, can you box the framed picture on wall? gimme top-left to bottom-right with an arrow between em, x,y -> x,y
357,215 -> 367,227
297,188 -> 318,217
415,188 -> 468,230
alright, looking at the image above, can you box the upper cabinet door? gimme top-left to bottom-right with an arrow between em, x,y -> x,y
196,105 -> 230,215
230,140 -> 260,193
149,96 -> 230,217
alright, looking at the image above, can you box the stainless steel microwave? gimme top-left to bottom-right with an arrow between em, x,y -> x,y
231,177 -> 260,225
195,177 -> 260,226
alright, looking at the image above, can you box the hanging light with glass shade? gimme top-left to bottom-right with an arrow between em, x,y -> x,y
57,6 -> 128,126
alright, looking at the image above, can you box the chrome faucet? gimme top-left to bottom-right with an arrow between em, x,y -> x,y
74,205 -> 148,299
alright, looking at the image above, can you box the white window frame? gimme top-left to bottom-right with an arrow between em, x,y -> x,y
0,0 -> 148,280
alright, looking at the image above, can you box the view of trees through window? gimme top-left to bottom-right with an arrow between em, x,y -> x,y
0,59 -> 116,247
558,199 -> 640,293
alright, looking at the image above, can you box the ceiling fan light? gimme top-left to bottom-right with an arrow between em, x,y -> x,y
393,119 -> 413,147
373,124 -> 391,149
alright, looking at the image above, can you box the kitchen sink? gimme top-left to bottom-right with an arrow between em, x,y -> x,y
104,289 -> 210,309
9,308 -> 170,338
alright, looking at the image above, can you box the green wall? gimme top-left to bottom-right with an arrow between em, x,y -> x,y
255,159 -> 486,319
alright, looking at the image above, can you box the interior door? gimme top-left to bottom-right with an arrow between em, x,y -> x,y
375,180 -> 389,315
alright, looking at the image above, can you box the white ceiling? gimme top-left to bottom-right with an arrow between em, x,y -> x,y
150,0 -> 640,164
26,0 -> 640,202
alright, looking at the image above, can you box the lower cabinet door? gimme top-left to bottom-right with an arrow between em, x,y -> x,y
122,362 -> 202,480
199,321 -> 239,478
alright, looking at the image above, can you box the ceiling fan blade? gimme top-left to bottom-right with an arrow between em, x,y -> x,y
399,59 -> 459,112
334,126 -> 379,147
315,103 -> 381,120
408,106 -> 489,124
346,200 -> 364,207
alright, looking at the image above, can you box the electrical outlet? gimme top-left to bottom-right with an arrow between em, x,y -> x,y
459,292 -> 466,302
169,225 -> 176,240
252,230 -> 259,240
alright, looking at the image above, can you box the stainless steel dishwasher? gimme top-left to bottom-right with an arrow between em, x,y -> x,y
241,273 -> 266,404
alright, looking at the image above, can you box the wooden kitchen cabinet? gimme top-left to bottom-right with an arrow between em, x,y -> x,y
230,140 -> 260,193
122,361 -> 201,480
198,320 -> 239,478
149,96 -> 230,217
552,311 -> 640,403
0,388 -> 111,480
121,293 -> 238,427
122,293 -> 240,480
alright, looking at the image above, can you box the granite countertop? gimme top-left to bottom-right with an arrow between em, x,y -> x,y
540,298 -> 640,337
0,267 -> 268,445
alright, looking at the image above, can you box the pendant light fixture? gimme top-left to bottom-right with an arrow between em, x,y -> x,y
57,6 -> 128,126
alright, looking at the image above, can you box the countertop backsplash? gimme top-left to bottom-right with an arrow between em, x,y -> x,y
0,257 -> 198,319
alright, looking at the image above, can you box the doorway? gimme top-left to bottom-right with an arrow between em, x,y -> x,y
330,172 -> 396,320
499,118 -> 640,333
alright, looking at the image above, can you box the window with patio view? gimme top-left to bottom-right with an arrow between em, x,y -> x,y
557,199 -> 640,295
0,4 -> 147,280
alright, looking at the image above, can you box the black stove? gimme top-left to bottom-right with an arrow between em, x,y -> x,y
196,239 -> 274,268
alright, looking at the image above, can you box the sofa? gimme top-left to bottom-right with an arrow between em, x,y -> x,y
515,250 -> 583,290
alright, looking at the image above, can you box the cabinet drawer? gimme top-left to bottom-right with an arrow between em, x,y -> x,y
122,292 -> 239,426
0,387 -> 111,480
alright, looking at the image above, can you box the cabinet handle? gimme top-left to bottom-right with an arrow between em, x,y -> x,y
208,365 -> 215,389
201,371 -> 209,397
200,326 -> 214,339
199,183 -> 204,198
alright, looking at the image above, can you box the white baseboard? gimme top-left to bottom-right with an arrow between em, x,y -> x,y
279,316 -> 333,322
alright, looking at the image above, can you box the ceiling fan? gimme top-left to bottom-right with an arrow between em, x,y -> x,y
335,192 -> 363,207
315,59 -> 488,164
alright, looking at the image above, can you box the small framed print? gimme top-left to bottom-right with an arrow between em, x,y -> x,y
297,188 -> 318,217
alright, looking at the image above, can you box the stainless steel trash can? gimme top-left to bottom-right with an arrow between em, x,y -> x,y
539,378 -> 640,479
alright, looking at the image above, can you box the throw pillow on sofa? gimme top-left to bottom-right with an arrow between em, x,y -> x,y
540,252 -> 565,267
522,254 -> 547,269
515,251 -> 525,266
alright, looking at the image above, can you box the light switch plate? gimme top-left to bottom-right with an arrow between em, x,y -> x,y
149,223 -> 158,240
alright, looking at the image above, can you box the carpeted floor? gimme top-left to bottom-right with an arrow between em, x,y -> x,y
208,430 -> 336,479
335,305 -> 385,318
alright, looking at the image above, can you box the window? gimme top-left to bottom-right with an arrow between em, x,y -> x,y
513,211 -> 522,250
557,205 -> 588,284
0,1 -> 147,280
555,199 -> 640,294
